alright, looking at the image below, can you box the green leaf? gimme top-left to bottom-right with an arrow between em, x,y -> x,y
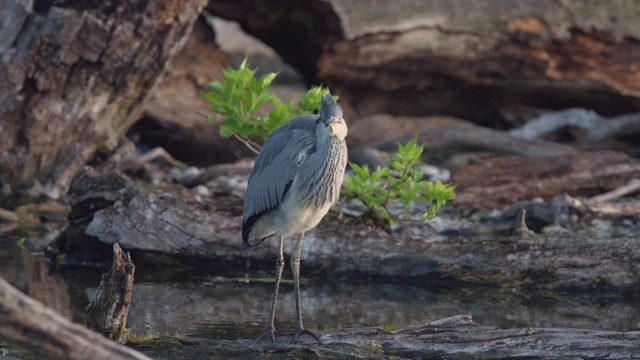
259,72 -> 278,88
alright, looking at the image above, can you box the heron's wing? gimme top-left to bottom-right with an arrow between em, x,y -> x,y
242,115 -> 319,239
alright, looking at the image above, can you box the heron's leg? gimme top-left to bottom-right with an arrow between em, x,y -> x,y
291,232 -> 321,344
255,235 -> 286,343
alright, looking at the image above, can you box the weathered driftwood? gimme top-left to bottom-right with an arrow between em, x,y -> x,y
451,150 -> 640,208
0,276 -> 150,360
361,123 -> 576,163
85,243 -> 136,343
49,167 -> 640,290
510,108 -> 640,142
0,0 -> 207,205
374,124 -> 576,157
126,315 -> 640,359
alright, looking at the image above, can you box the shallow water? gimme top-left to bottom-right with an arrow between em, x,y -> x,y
1,234 -> 639,341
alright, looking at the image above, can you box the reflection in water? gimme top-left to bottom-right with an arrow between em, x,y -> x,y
1,242 -> 639,341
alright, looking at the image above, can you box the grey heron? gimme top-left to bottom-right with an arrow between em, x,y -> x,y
242,92 -> 348,343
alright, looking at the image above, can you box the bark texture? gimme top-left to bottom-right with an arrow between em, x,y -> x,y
0,276 -> 150,360
0,0 -> 207,206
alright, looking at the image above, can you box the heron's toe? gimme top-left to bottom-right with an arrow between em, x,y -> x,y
255,328 -> 287,343
292,328 -> 322,344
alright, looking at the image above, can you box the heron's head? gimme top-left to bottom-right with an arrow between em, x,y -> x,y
319,92 -> 347,140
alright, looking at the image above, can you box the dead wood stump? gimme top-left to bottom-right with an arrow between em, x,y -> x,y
85,243 -> 136,343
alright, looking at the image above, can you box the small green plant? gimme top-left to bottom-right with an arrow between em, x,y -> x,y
382,323 -> 398,332
16,237 -> 27,249
202,59 -> 331,148
344,137 -> 456,223
202,60 -> 456,223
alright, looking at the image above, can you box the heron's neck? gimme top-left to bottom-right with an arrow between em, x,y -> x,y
331,120 -> 348,140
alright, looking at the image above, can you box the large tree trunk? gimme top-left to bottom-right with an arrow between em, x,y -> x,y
208,0 -> 640,126
0,0 -> 207,207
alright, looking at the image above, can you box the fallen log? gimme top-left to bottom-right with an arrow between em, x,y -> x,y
451,150 -> 640,208
370,124 -> 577,158
208,0 -> 640,126
49,167 -> 640,290
0,276 -> 150,360
127,315 -> 640,359
348,119 -> 577,169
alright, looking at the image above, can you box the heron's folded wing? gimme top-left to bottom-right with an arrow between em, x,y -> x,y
243,115 -> 318,221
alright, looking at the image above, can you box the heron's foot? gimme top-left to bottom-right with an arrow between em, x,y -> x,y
255,327 -> 287,343
292,327 -> 322,344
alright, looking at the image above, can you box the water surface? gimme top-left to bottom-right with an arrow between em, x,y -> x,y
1,234 -> 638,341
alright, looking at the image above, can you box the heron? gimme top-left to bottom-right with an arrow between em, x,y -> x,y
242,92 -> 348,343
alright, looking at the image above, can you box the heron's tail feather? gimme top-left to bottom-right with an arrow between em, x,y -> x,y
241,241 -> 253,252
241,235 -> 272,252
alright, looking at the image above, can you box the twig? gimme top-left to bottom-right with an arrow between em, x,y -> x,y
233,133 -> 261,154
132,147 -> 187,169
590,178 -> 640,203
511,209 -> 535,237
0,208 -> 19,223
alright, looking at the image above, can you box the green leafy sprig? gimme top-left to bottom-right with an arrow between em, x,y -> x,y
344,137 -> 456,223
202,59 -> 331,148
